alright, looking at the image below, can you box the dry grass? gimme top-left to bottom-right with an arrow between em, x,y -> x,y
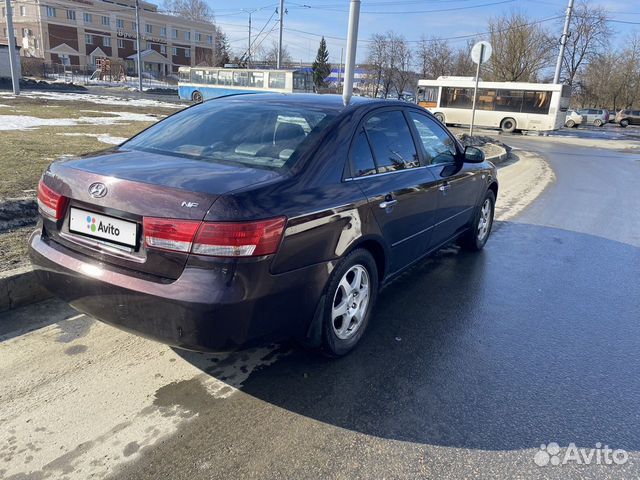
0,92 -> 185,271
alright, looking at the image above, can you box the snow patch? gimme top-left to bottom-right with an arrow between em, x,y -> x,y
57,132 -> 129,145
15,90 -> 182,108
0,111 -> 159,131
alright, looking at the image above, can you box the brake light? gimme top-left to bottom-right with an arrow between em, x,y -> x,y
143,218 -> 201,253
143,217 -> 286,257
37,179 -> 69,221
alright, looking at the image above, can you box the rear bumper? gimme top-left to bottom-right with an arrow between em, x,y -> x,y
29,230 -> 330,351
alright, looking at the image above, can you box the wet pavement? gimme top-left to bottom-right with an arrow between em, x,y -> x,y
1,133 -> 639,479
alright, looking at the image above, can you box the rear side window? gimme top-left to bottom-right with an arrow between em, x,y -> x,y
364,111 -> 419,173
350,130 -> 377,177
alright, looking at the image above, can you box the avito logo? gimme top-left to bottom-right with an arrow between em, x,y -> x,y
86,215 -> 121,236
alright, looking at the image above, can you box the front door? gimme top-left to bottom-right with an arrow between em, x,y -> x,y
406,111 -> 481,250
349,109 -> 440,274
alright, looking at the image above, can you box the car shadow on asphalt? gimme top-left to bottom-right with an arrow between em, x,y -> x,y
175,220 -> 640,452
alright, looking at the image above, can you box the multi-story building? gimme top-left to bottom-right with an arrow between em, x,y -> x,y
0,0 -> 219,75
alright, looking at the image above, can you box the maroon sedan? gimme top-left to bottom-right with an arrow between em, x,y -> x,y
30,94 -> 497,356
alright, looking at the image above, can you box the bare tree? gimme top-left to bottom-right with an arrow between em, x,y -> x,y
561,1 -> 609,86
163,0 -> 213,23
416,36 -> 454,79
262,41 -> 292,67
393,35 -> 413,98
486,12 -> 554,81
365,33 -> 388,97
451,41 -> 477,77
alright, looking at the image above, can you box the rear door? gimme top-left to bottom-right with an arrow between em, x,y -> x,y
407,110 -> 482,250
349,109 -> 439,274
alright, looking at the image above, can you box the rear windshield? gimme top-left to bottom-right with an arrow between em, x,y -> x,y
123,100 -> 335,171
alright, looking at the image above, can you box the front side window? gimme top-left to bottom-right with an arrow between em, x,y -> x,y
350,129 -> 376,177
364,111 -> 419,173
123,102 -> 335,171
409,112 -> 457,165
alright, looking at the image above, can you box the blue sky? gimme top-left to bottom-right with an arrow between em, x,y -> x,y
152,0 -> 638,64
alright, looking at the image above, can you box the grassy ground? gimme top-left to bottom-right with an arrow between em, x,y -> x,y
0,92 -> 185,271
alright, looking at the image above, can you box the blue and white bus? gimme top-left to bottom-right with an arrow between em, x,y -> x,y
178,67 -> 314,102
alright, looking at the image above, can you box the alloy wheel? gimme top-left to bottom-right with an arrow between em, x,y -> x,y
477,198 -> 492,242
331,265 -> 370,340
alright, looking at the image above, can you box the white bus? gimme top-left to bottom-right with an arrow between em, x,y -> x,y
416,77 -> 571,133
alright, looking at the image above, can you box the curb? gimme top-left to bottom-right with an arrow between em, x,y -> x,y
0,265 -> 51,313
484,145 -> 510,165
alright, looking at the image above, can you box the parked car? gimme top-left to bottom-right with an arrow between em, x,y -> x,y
615,109 -> 640,127
564,110 -> 582,128
608,110 -> 619,123
29,94 -> 497,356
577,108 -> 609,127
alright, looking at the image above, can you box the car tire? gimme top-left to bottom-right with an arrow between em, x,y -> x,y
565,120 -> 575,128
500,118 -> 516,133
594,119 -> 604,127
458,190 -> 495,252
434,112 -> 445,124
620,119 -> 629,128
192,91 -> 203,103
321,248 -> 378,357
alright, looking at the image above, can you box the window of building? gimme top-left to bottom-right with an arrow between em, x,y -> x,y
101,16 -> 109,26
46,6 -> 56,17
268,72 -> 286,89
160,45 -> 167,54
66,9 -> 76,20
83,12 -> 92,23
132,21 -> 136,31
34,38 -> 39,49
172,28 -> 178,39
195,33 -> 201,42
363,111 -> 420,172
116,18 -> 124,28
103,36 -> 111,47
184,31 -> 190,41
20,6 -> 26,16
172,47 -> 177,56
146,24 -> 152,34
117,38 -> 124,48
1,7 -> 5,17
85,34 -> 94,44
207,34 -> 212,44
184,48 -> 190,58
160,26 -> 166,37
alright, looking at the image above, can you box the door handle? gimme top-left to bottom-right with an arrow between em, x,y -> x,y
379,199 -> 397,209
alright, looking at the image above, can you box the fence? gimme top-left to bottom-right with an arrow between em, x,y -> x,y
20,57 -> 177,89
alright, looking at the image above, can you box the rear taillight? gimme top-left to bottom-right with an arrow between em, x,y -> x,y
37,179 -> 69,221
143,217 -> 286,257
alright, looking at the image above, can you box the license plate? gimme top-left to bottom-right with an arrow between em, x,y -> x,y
69,207 -> 138,248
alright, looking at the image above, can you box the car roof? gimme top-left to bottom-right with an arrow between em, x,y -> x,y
209,92 -> 411,114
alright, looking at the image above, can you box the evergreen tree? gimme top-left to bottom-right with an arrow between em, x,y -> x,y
312,37 -> 332,88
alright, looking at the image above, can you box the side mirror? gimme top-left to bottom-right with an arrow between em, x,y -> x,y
464,146 -> 485,163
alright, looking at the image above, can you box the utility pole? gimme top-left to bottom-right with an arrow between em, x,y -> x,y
342,0 -> 360,106
338,47 -> 343,88
277,0 -> 284,68
248,12 -> 252,67
553,0 -> 574,84
4,0 -> 20,95
134,0 -> 143,92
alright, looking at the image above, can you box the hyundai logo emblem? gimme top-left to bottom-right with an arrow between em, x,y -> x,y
88,182 -> 108,198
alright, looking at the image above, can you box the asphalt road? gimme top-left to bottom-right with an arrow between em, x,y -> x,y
1,132 -> 639,479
